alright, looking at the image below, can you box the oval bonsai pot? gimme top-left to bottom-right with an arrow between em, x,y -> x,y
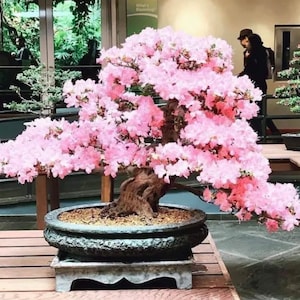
44,203 -> 208,262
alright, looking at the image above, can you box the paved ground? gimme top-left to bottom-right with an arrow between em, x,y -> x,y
207,220 -> 300,300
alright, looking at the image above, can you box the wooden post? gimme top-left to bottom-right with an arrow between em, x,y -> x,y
35,174 -> 48,230
49,176 -> 60,210
101,175 -> 114,202
35,172 -> 113,228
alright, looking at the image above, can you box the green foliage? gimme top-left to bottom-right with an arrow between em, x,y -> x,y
277,68 -> 300,80
293,50 -> 300,58
53,0 -> 99,33
274,47 -> 300,113
1,0 -> 101,66
2,0 -> 39,56
5,65 -> 81,116
277,96 -> 300,113
53,1 -> 101,66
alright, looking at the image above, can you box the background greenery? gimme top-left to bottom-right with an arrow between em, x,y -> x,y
0,0 -> 101,66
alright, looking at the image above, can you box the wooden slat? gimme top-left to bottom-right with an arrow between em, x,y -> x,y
0,278 -> 55,292
0,256 -> 53,267
0,289 -> 237,300
192,253 -> 217,263
0,267 -> 54,279
0,238 -> 50,247
0,246 -> 57,257
0,230 -> 43,238
192,262 -> 222,275
192,243 -> 212,253
192,274 -> 229,288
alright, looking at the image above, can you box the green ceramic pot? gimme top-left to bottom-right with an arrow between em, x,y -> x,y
44,203 -> 208,262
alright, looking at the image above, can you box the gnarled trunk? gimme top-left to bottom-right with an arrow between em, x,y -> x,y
101,99 -> 187,219
101,168 -> 170,219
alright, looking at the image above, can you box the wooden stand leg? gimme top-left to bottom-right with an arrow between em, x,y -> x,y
49,176 -> 60,210
35,174 -> 48,230
101,175 -> 114,202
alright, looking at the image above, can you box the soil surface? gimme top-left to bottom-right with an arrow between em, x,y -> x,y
59,206 -> 195,226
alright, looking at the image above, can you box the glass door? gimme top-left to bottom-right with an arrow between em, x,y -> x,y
0,0 -> 40,110
0,0 -> 124,112
52,0 -> 101,82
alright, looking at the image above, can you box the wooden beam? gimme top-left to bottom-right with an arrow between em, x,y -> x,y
35,174 -> 48,230
49,176 -> 59,210
101,175 -> 114,202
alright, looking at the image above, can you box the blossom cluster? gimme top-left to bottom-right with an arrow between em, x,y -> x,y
0,26 -> 299,231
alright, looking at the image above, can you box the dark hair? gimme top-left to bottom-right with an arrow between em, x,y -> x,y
248,34 -> 264,50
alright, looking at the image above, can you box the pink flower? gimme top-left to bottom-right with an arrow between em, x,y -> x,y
265,219 -> 279,232
214,191 -> 232,212
0,26 -> 299,232
203,188 -> 212,202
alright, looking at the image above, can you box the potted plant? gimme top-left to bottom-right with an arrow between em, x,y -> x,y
274,45 -> 300,150
4,64 -> 81,117
0,27 -> 300,262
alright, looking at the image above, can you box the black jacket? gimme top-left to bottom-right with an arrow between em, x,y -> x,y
239,47 -> 268,94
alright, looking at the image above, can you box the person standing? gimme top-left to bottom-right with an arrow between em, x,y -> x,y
78,39 -> 101,82
12,36 -> 36,67
237,28 -> 253,66
10,36 -> 37,92
239,33 -> 268,94
237,30 -> 280,137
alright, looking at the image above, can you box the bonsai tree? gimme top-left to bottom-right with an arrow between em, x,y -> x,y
0,27 -> 300,232
274,44 -> 300,112
5,65 -> 81,116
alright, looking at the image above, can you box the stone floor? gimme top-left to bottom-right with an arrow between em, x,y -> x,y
207,220 -> 300,300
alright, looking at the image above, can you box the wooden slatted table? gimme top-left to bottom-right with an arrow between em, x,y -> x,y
0,230 -> 239,300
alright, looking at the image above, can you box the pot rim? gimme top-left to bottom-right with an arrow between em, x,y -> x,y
44,202 -> 207,235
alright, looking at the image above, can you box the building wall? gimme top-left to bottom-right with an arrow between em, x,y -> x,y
157,0 -> 300,129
